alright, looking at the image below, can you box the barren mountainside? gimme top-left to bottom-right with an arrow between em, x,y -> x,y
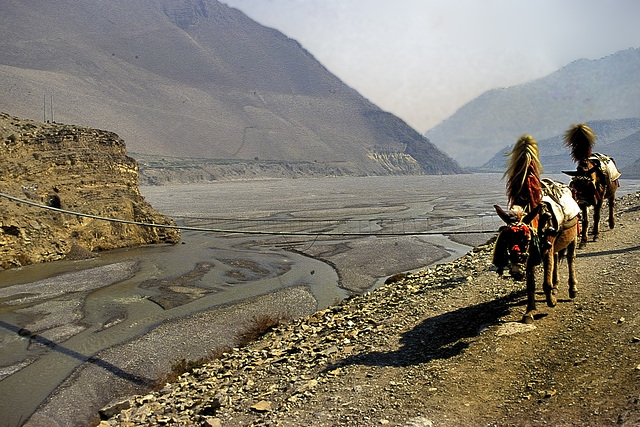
426,47 -> 640,167
0,0 -> 462,179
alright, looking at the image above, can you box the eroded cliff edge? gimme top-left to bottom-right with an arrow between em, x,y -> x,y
0,112 -> 180,269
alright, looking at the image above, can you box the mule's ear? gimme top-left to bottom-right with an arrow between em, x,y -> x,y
494,205 -> 511,224
587,166 -> 598,175
522,204 -> 541,225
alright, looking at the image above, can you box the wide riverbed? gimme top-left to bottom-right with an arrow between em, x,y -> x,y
1,174 -> 639,426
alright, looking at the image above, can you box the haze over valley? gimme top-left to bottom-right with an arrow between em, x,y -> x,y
426,48 -> 640,168
221,0 -> 640,170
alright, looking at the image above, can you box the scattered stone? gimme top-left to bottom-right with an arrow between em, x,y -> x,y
250,400 -> 272,412
404,417 -> 434,427
496,322 -> 536,336
99,399 -> 131,420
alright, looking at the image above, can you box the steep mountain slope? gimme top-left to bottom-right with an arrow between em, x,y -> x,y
622,158 -> 640,178
0,0 -> 462,177
425,48 -> 640,167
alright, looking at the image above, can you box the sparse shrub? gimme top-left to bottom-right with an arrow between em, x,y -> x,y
236,314 -> 289,347
385,272 -> 407,284
16,252 -> 30,266
153,314 -> 290,391
155,347 -> 229,390
65,243 -> 97,260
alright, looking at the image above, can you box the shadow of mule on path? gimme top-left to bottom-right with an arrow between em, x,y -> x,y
324,290 -> 525,370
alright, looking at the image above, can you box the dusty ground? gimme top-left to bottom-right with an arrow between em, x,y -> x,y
102,192 -> 640,427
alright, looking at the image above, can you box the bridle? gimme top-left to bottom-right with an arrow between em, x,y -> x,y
493,202 -> 544,278
503,222 -> 532,258
570,175 -> 598,206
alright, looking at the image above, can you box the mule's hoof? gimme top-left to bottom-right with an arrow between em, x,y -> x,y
569,289 -> 578,299
544,288 -> 557,307
579,241 -> 587,249
522,313 -> 535,324
609,222 -> 615,229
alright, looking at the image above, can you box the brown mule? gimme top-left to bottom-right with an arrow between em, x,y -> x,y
562,124 -> 620,248
493,135 -> 580,324
494,203 -> 579,324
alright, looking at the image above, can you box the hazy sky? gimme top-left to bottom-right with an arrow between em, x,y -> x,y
220,0 -> 640,133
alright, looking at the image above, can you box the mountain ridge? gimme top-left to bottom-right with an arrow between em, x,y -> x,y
0,0 -> 463,178
425,47 -> 640,167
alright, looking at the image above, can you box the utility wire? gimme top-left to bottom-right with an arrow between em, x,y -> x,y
0,191 -> 499,237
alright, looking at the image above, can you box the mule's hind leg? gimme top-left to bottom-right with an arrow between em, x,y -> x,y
608,196 -> 615,229
592,200 -> 602,241
579,206 -> 589,248
543,250 -> 557,308
567,239 -> 578,299
552,252 -> 560,288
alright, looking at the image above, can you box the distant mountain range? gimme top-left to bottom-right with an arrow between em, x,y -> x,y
482,117 -> 640,174
622,158 -> 640,178
425,48 -> 640,168
0,0 -> 462,178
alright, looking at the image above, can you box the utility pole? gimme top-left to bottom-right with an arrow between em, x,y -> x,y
43,95 -> 46,122
50,95 -> 54,123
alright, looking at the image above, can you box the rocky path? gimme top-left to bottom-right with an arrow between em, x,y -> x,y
100,193 -> 640,426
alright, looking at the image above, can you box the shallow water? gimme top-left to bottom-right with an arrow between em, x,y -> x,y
0,173 -> 638,425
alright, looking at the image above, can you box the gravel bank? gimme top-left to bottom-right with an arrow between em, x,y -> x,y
25,287 -> 318,427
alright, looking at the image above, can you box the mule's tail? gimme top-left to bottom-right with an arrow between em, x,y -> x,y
504,135 -> 543,209
564,123 -> 596,162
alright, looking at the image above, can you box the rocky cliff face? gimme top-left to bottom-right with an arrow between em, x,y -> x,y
0,113 -> 180,269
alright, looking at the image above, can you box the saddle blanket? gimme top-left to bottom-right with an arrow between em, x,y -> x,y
541,178 -> 581,229
591,153 -> 621,182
